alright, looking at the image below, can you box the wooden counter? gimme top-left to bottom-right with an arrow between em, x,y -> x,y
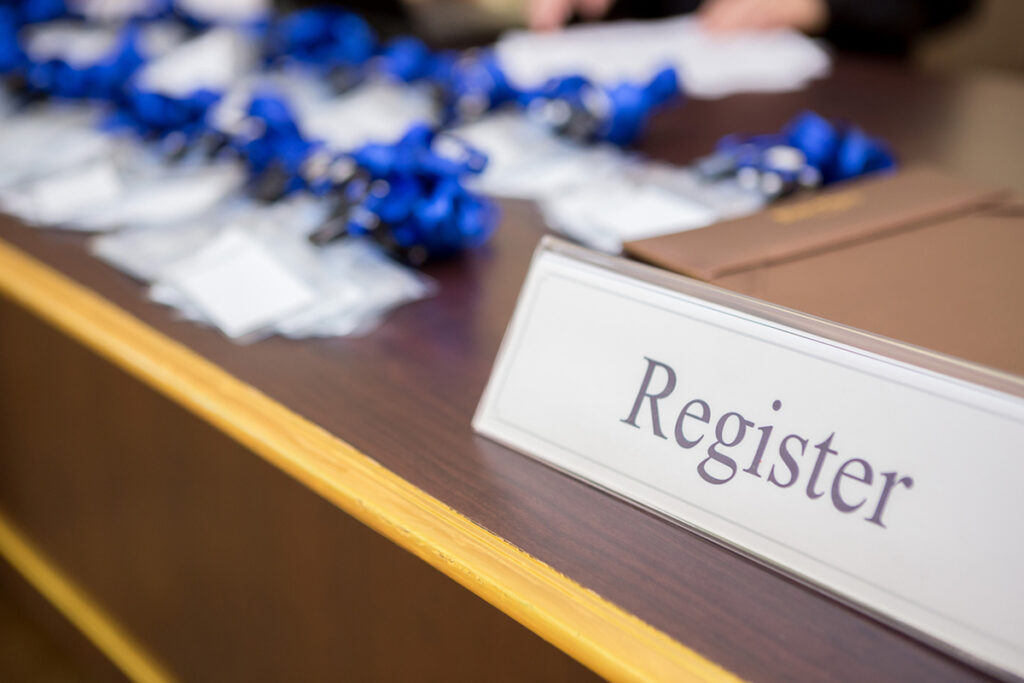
1,57 -> 1020,681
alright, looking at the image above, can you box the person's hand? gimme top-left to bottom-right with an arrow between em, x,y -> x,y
700,0 -> 828,34
527,0 -> 615,31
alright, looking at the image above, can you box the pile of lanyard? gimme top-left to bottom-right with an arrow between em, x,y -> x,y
0,1 -> 684,264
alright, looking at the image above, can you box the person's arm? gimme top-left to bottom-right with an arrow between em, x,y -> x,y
527,0 -> 616,30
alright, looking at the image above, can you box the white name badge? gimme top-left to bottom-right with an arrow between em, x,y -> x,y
474,238 -> 1024,678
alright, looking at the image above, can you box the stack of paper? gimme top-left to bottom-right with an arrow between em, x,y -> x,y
496,15 -> 830,99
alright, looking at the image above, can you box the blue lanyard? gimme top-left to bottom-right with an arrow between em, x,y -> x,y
11,0 -> 67,25
521,66 -> 680,145
2,1 -> 900,265
108,86 -> 221,152
265,8 -> 375,75
23,22 -> 147,102
0,7 -> 25,74
375,36 -> 442,84
224,91 -> 322,200
703,111 -> 896,197
305,125 -> 497,264
0,1 -> 64,78
437,49 -> 518,122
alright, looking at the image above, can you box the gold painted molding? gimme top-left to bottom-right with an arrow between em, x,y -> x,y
0,237 -> 741,683
0,511 -> 174,682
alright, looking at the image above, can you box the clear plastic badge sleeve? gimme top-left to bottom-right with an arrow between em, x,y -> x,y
72,162 -> 247,232
90,215 -> 223,282
155,228 -> 318,340
274,238 -> 437,339
0,106 -> 113,189
174,0 -> 271,25
0,159 -> 124,226
134,27 -> 257,97
91,196 -> 332,284
66,0 -> 170,22
296,81 -> 441,153
538,165 -> 765,252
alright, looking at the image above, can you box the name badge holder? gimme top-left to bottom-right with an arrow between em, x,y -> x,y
474,237 -> 1024,680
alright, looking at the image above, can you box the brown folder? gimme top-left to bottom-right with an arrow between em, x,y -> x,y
625,167 -> 1024,376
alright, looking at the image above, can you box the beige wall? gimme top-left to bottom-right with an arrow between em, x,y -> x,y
916,0 -> 1024,74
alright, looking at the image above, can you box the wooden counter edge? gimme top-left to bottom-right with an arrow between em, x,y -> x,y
0,237 -> 742,683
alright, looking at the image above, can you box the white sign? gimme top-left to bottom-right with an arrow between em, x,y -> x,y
474,238 -> 1024,678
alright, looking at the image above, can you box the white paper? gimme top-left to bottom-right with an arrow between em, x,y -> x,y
159,228 -> 317,339
496,16 -> 830,99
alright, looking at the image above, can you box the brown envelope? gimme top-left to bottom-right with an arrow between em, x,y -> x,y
625,167 -> 1024,376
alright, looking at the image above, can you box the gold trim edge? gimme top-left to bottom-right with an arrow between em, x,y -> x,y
0,237 -> 741,683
